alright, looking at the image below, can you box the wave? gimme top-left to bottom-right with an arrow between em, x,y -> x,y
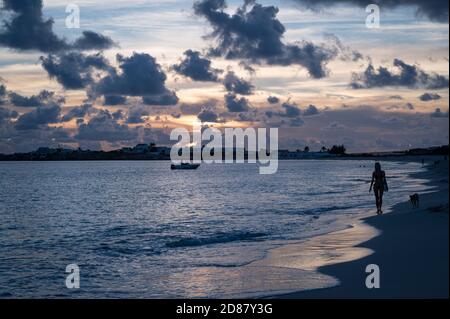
301,204 -> 358,215
166,231 -> 267,248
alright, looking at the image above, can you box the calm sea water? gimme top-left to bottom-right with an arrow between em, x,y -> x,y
0,160 -> 429,298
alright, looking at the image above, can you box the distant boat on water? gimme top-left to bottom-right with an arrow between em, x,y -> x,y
171,163 -> 200,170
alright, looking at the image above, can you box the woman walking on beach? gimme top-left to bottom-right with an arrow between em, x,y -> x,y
369,162 -> 389,215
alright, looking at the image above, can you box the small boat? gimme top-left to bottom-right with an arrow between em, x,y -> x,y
171,163 -> 200,170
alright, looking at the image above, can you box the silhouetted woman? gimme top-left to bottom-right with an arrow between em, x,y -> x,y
369,162 -> 389,215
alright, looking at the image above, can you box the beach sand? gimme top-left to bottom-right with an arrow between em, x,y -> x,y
271,157 -> 449,299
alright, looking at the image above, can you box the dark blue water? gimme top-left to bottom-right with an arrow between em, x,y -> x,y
0,160 -> 428,298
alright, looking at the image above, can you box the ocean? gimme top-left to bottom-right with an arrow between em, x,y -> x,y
0,160 -> 429,298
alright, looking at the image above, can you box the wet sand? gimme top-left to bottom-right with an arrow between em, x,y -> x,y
272,157 -> 449,299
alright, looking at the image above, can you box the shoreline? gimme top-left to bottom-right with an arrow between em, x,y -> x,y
268,156 -> 449,299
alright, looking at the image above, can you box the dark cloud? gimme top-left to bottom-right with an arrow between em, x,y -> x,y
236,111 -> 258,122
0,106 -> 18,121
172,50 -> 222,82
0,0 -> 115,53
351,59 -> 449,89
61,104 -> 93,122
142,91 -> 179,106
41,52 -> 111,90
194,0 -> 337,78
291,0 -> 449,22
198,109 -> 219,122
76,109 -> 139,141
419,92 -> 442,102
0,84 -> 6,98
112,110 -> 125,120
96,53 -> 178,104
281,102 -> 301,118
267,96 -> 280,104
15,105 -> 61,130
126,106 -> 150,124
8,90 -> 65,107
72,31 -> 117,51
225,93 -> 250,112
0,123 -> 76,154
223,71 -> 254,95
0,85 -> 6,105
239,61 -> 256,75
104,95 -> 127,106
303,104 -> 320,116
430,108 -> 449,118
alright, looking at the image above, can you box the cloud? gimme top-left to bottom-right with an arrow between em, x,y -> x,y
225,93 -> 250,112
323,33 -> 364,62
281,102 -> 301,118
419,92 -> 442,102
41,52 -> 111,90
351,59 -> 449,89
0,0 -> 115,53
172,50 -> 222,82
72,31 -> 117,51
8,90 -> 65,107
61,104 -> 93,122
104,95 -> 127,106
112,110 -> 125,121
223,71 -> 254,95
236,111 -> 258,122
126,106 -> 150,124
193,0 -> 337,78
0,84 -> 6,103
267,96 -> 280,104
198,109 -> 219,122
96,53 -> 178,104
15,105 -> 61,130
76,109 -> 139,141
303,104 -> 320,116
430,108 -> 449,118
290,0 -> 449,22
142,91 -> 179,106
0,106 -> 18,121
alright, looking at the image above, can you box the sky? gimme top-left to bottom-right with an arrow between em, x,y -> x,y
0,0 -> 448,154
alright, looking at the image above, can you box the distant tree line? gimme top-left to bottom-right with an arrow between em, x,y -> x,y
301,145 -> 347,155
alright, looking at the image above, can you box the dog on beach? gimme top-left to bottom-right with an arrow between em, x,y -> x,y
410,194 -> 420,208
